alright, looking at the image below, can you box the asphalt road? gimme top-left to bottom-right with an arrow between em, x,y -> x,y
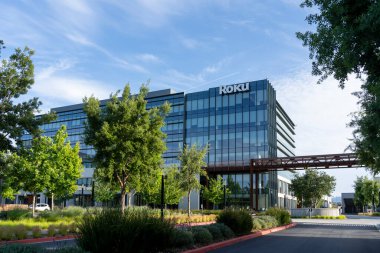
210,223 -> 380,253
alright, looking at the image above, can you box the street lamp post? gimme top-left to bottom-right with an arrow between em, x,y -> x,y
91,180 -> 95,207
223,180 -> 227,209
160,174 -> 167,222
81,184 -> 84,207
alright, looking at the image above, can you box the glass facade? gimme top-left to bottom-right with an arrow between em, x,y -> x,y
21,80 -> 296,210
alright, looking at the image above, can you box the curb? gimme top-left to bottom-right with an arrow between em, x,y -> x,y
0,235 -> 76,245
182,223 -> 296,253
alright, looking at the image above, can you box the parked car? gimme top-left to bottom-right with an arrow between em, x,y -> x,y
28,203 -> 50,211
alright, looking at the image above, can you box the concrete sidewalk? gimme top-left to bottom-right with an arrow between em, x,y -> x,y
292,215 -> 380,231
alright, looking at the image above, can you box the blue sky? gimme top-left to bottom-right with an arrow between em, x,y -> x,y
0,0 -> 371,195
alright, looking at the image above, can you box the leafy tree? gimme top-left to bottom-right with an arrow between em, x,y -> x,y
45,125 -> 82,210
297,1 -> 380,175
0,41 -> 55,152
178,144 -> 208,217
290,169 -> 336,208
17,136 -> 53,216
94,179 -> 118,205
83,84 -> 170,212
162,166 -> 186,205
354,176 -> 379,212
0,151 -> 23,200
140,167 -> 161,205
203,175 -> 230,209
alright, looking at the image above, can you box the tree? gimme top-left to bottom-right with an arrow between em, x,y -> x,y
162,166 -> 186,206
0,151 -> 23,200
17,136 -> 53,217
0,41 -> 55,152
178,144 -> 208,217
354,176 -> 379,212
203,175 -> 230,209
290,169 -> 336,208
94,179 -> 118,206
45,125 -> 83,210
297,1 -> 380,175
83,84 -> 170,212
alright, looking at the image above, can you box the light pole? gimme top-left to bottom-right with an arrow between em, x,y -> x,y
160,174 -> 167,222
223,179 -> 227,209
91,180 -> 95,207
81,184 -> 84,207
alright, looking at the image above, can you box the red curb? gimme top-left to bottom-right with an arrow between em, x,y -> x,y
182,223 -> 296,253
0,235 -> 76,245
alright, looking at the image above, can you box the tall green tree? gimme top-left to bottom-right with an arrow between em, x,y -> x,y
45,125 -> 83,210
17,136 -> 53,217
178,144 -> 208,217
354,176 -> 379,212
290,169 -> 336,208
83,84 -> 170,212
297,1 -> 380,175
163,166 -> 186,206
203,175 -> 230,209
0,40 -> 55,152
94,179 -> 118,206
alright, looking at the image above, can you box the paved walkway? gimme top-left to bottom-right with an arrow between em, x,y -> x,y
293,215 -> 380,230
210,223 -> 380,253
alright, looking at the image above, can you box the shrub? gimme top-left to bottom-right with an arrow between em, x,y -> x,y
203,225 -> 223,241
5,209 -> 31,221
47,225 -> 56,237
38,211 -> 61,222
61,206 -> 86,218
14,225 -> 28,240
191,227 -> 213,245
252,218 -> 262,230
337,215 -> 346,219
77,208 -> 175,253
31,226 -> 42,238
170,229 -> 194,249
265,207 -> 291,226
0,226 -> 14,240
252,216 -> 278,231
210,223 -> 234,239
217,208 -> 253,235
58,223 -> 68,236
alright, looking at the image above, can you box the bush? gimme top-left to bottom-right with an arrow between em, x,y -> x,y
47,225 -> 57,237
203,225 -> 223,241
5,209 -> 31,221
252,216 -> 278,230
170,229 -> 194,249
14,225 -> 28,240
58,223 -> 68,236
31,226 -> 42,238
217,208 -> 253,235
191,227 -> 213,245
0,226 -> 14,240
209,223 -> 234,239
61,206 -> 86,218
38,211 -> 61,222
265,208 -> 291,226
77,207 -> 175,253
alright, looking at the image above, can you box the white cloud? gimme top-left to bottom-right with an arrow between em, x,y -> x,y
272,69 -> 371,195
136,53 -> 161,63
181,37 -> 201,49
33,60 -> 111,110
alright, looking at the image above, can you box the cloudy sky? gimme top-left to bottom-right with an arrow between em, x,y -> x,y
0,0 -> 371,196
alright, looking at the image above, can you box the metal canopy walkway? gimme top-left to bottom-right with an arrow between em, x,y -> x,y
250,153 -> 363,172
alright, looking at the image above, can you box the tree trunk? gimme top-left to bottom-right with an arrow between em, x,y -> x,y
120,189 -> 126,213
187,190 -> 191,218
32,194 -> 36,218
51,193 -> 54,211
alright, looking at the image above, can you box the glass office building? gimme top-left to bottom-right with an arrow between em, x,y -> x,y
20,79 -> 295,210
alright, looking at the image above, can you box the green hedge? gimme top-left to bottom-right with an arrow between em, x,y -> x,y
77,208 -> 175,253
216,208 -> 253,235
265,208 -> 291,226
252,215 -> 278,230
